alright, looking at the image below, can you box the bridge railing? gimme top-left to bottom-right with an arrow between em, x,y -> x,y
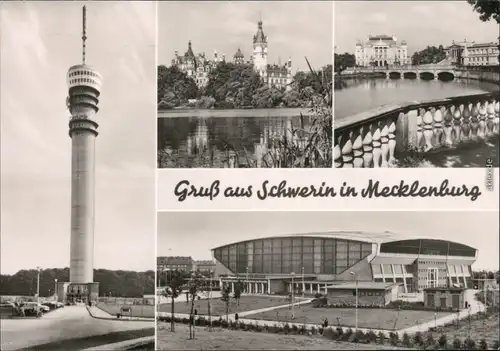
334,92 -> 500,167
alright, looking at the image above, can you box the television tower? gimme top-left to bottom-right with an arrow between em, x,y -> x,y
66,5 -> 102,291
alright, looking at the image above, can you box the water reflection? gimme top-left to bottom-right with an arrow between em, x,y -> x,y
334,78 -> 499,120
158,114 -> 312,168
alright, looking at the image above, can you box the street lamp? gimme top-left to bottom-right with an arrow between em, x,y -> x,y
291,272 -> 295,320
246,267 -> 249,294
208,269 -> 213,332
349,271 -> 358,331
36,267 -> 42,314
483,272 -> 488,308
301,267 -> 305,298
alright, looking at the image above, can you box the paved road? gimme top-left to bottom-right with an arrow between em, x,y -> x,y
1,306 -> 153,351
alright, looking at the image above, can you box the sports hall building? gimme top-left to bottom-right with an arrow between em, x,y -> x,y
212,232 -> 477,297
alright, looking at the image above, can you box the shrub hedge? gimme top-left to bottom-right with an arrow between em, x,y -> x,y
157,314 -> 499,349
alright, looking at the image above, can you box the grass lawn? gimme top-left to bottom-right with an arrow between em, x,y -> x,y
97,303 -> 155,318
157,324 -> 408,350
426,311 -> 499,345
159,295 -> 294,316
245,305 -> 452,331
22,328 -> 154,351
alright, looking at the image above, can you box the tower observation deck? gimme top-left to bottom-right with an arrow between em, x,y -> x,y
65,5 -> 102,292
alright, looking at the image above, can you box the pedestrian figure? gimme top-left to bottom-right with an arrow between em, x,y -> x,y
235,313 -> 239,321
323,318 -> 329,328
194,308 -> 198,316
185,292 -> 189,304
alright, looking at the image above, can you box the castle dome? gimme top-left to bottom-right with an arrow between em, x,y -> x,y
234,48 -> 244,58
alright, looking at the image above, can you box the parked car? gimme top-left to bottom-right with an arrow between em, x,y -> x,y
42,302 -> 57,311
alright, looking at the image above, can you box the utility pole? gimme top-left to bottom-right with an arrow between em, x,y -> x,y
349,271 -> 358,331
246,267 -> 249,293
291,272 -> 295,320
301,266 -> 305,298
36,267 -> 41,314
208,269 -> 213,332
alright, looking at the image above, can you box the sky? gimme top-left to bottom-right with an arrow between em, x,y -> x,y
334,1 -> 499,55
159,211 -> 499,271
0,1 -> 156,275
158,1 -> 333,73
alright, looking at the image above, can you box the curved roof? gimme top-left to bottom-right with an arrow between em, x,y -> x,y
211,231 -> 476,251
234,48 -> 244,58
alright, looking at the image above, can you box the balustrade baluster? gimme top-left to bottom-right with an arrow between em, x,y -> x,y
452,105 -> 462,145
416,108 -> 424,151
387,119 -> 397,165
461,103 -> 471,142
469,103 -> 480,141
361,125 -> 373,168
432,107 -> 444,148
371,123 -> 382,168
380,120 -> 390,167
494,100 -> 500,135
486,101 -> 495,137
477,101 -> 487,140
422,108 -> 434,152
333,136 -> 342,168
443,106 -> 454,146
351,127 -> 364,168
340,131 -> 354,168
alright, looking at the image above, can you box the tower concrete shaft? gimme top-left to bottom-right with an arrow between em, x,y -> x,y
67,64 -> 102,284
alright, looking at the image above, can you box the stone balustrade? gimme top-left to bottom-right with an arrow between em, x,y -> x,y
334,92 -> 500,168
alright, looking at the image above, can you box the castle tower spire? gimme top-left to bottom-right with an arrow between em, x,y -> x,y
252,16 -> 268,79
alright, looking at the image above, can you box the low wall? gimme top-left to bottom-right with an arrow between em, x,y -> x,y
334,91 -> 500,168
455,69 -> 500,83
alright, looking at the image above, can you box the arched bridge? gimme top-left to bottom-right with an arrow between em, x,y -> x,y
355,64 -> 458,80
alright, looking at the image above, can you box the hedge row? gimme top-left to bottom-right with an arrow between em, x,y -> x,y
158,315 -> 499,350
312,297 -> 458,312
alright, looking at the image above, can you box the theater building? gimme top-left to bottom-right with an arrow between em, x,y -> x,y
212,232 -> 477,296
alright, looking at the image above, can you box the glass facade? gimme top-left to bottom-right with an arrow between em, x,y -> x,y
213,237 -> 373,275
380,240 -> 476,257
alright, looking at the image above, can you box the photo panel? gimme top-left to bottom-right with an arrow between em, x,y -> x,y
157,210 -> 499,350
157,1 -> 333,169
0,2 -> 156,350
333,0 -> 499,168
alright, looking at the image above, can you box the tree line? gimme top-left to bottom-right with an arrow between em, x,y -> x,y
0,268 -> 155,298
157,62 -> 332,110
160,270 -> 246,339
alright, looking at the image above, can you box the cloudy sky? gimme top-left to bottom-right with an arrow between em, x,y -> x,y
158,1 -> 333,72
335,1 -> 499,54
0,2 -> 156,275
159,211 -> 499,271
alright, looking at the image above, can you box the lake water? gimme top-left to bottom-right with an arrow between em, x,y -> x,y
334,78 -> 499,120
157,108 -> 312,168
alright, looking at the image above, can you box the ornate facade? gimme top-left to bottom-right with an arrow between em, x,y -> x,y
171,42 -> 225,88
171,19 -> 293,90
445,40 -> 499,66
355,34 -> 408,67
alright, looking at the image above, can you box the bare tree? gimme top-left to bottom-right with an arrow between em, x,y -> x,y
220,283 -> 231,322
233,280 -> 245,307
161,270 -> 184,332
187,272 -> 206,339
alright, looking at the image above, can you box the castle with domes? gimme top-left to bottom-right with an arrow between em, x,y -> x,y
171,19 -> 293,91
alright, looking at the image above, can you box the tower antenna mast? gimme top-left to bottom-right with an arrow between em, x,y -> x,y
82,5 -> 87,65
